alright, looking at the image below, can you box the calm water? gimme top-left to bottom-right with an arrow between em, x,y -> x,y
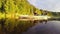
22,21 -> 60,34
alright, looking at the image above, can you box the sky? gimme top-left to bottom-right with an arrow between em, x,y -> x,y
27,0 -> 60,12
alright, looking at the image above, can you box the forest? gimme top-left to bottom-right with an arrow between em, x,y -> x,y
0,0 -> 60,34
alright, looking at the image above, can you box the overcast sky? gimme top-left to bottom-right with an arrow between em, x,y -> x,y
27,0 -> 60,12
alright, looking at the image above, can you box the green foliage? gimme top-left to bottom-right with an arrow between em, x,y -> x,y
0,0 -> 40,15
0,0 -> 60,34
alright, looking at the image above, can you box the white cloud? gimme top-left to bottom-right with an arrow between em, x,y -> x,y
27,0 -> 60,12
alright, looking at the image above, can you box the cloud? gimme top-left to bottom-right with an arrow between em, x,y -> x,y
27,0 -> 60,12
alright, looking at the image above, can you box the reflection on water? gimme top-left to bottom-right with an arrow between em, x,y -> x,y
0,18 -> 60,34
22,21 -> 60,34
0,18 -> 35,34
